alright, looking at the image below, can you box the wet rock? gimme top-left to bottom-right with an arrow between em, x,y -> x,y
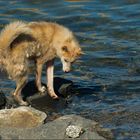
21,77 -> 73,112
27,93 -> 68,113
0,91 -> 6,109
0,90 -> 20,109
60,115 -> 108,140
0,77 -> 73,109
66,125 -> 84,138
53,77 -> 73,98
22,77 -> 73,100
96,126 -> 114,140
0,115 -> 113,140
5,94 -> 19,108
0,106 -> 47,128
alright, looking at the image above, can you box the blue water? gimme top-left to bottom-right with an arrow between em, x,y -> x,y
0,0 -> 140,139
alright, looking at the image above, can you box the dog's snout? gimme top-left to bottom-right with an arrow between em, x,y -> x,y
63,68 -> 71,73
64,70 -> 70,73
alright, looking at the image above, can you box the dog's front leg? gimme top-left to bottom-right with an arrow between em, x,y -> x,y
36,61 -> 46,94
46,59 -> 58,99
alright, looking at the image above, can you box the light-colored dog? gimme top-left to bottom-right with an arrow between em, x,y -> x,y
0,21 -> 83,105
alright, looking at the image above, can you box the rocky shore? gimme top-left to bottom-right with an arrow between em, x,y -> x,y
0,109 -> 113,139
0,77 -> 114,139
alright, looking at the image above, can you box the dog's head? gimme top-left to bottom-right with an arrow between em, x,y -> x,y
60,38 -> 83,72
53,26 -> 83,72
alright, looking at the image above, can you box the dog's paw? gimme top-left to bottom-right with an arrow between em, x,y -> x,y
12,94 -> 29,106
49,93 -> 58,99
51,94 -> 59,99
19,101 -> 29,106
39,86 -> 46,93
47,88 -> 59,99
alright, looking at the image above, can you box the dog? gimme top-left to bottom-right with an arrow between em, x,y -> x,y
0,21 -> 83,105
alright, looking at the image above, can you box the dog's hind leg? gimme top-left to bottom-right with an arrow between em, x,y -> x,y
13,76 -> 28,106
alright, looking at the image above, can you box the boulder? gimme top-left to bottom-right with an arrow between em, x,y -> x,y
0,106 -> 47,128
0,114 -> 113,139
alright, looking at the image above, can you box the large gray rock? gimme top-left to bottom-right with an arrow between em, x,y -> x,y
0,114 -> 113,139
0,106 -> 47,128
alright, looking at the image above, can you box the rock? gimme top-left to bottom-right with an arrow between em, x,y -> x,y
96,126 -> 114,140
0,91 -> 6,109
5,94 -> 19,108
20,77 -> 73,112
0,77 -> 73,109
0,106 -> 47,128
59,115 -> 107,140
22,77 -> 73,100
0,115 -> 113,139
66,125 -> 84,138
26,94 -> 68,113
53,77 -> 73,98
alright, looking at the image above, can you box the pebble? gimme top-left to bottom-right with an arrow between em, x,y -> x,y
66,125 -> 84,138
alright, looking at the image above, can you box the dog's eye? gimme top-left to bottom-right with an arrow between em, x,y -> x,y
64,59 -> 69,63
71,60 -> 76,64
62,46 -> 68,52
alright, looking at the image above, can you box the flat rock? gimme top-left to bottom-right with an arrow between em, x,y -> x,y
0,77 -> 73,109
0,106 -> 47,128
22,77 -> 73,99
0,114 -> 113,139
26,94 -> 67,112
21,77 -> 73,112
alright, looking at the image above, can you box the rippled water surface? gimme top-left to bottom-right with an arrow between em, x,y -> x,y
0,0 -> 140,139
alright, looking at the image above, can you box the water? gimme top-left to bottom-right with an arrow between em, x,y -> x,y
0,0 -> 140,139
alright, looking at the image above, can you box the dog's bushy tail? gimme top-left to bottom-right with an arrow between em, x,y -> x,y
0,21 -> 31,68
0,21 -> 31,56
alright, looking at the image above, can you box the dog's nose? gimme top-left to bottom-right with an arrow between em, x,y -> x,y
64,70 -> 69,73
64,69 -> 71,73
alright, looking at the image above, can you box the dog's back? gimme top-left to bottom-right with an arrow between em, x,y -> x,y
0,21 -> 31,67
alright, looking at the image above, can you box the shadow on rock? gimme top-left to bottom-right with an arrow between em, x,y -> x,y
0,91 -> 6,109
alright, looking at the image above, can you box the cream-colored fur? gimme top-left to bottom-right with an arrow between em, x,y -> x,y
0,21 -> 83,105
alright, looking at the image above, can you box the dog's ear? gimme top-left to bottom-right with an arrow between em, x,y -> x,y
78,50 -> 85,55
62,46 -> 69,52
76,48 -> 84,56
